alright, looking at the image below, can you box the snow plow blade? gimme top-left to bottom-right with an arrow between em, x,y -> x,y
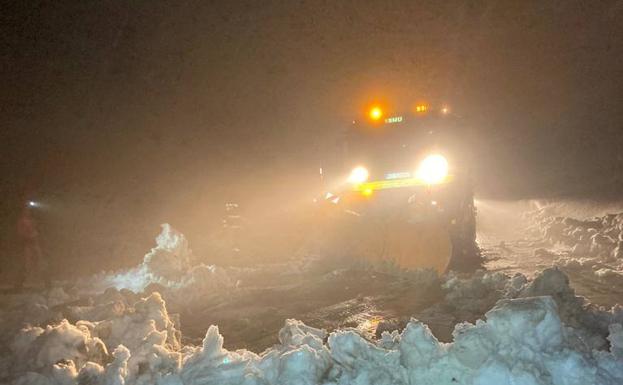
381,220 -> 452,273
319,210 -> 453,274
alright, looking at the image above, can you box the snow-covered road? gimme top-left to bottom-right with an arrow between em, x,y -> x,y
1,199 -> 623,384
477,199 -> 623,307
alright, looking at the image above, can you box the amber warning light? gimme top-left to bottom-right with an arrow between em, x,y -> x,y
369,107 -> 383,121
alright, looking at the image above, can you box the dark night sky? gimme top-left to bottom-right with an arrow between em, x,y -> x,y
2,1 -> 623,273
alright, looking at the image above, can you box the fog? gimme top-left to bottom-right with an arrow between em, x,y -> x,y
2,1 -> 622,278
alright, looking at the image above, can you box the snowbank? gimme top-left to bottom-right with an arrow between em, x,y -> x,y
5,294 -> 623,385
3,267 -> 623,385
522,207 -> 623,282
441,267 -> 623,351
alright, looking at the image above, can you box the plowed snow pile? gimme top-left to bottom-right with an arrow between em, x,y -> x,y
2,222 -> 622,384
477,199 -> 623,283
2,295 -> 623,384
1,269 -> 622,384
83,224 -> 232,302
531,206 -> 623,281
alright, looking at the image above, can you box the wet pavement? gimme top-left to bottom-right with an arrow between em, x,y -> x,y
179,268 -> 446,351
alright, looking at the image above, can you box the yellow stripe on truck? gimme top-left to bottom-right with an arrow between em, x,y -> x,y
352,176 -> 452,192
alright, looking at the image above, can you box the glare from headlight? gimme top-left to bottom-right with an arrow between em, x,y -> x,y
348,166 -> 369,184
415,154 -> 448,184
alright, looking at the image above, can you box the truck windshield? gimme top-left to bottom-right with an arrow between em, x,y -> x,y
343,116 -> 457,176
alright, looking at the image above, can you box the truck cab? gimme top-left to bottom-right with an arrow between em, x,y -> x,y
319,104 -> 480,272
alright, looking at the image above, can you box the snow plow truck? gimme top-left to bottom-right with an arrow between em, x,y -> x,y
317,103 -> 480,273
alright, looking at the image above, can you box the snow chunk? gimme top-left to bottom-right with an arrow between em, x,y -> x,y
486,296 -> 563,350
607,324 -> 623,358
87,224 -> 232,298
144,224 -> 192,281
11,320 -> 91,371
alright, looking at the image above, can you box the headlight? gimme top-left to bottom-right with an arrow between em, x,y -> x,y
415,154 -> 448,184
347,166 -> 369,184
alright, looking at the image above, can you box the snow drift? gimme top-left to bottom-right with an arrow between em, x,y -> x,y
3,267 -> 623,385
529,208 -> 623,281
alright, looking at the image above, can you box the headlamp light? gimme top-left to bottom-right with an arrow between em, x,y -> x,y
348,166 -> 369,184
415,154 -> 448,185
